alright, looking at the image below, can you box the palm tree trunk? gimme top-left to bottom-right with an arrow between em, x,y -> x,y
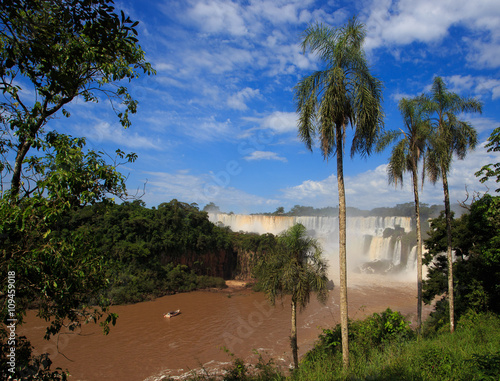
291,298 -> 299,369
442,169 -> 455,333
336,128 -> 349,368
411,163 -> 423,334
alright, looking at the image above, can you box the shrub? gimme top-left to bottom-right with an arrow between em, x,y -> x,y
308,308 -> 414,359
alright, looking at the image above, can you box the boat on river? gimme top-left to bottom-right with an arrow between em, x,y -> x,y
163,309 -> 181,318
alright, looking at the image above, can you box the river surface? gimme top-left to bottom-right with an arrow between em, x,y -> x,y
19,274 -> 431,381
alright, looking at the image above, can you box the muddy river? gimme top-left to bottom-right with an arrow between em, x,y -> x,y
19,274 -> 432,380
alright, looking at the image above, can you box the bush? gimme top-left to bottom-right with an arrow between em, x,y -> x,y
308,308 -> 414,360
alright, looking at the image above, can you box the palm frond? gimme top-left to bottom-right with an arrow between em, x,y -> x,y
376,130 -> 401,152
423,76 -> 481,182
294,17 -> 383,161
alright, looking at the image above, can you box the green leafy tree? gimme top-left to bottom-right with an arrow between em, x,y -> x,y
294,17 -> 383,368
475,126 -> 500,192
423,76 -> 482,333
377,96 -> 431,333
256,224 -> 328,369
274,206 -> 285,215
0,0 -> 154,197
424,194 -> 500,332
0,135 -> 129,378
0,0 -> 153,377
202,202 -> 221,213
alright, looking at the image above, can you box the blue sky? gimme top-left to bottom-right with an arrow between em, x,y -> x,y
65,0 -> 500,213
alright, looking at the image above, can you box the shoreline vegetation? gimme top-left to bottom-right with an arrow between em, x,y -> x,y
67,199 -> 447,306
164,310 -> 500,381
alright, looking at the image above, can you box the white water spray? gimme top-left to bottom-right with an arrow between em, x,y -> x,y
209,213 -> 419,282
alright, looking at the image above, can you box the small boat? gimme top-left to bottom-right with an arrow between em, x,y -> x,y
163,309 -> 181,318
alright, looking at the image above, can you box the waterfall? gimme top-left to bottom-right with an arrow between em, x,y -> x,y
208,213 -> 418,277
393,239 -> 402,266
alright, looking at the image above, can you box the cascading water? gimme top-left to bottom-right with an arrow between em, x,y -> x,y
208,213 -> 418,280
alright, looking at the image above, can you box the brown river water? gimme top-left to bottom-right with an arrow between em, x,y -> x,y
19,274 -> 432,381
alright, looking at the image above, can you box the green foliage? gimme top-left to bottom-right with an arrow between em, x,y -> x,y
377,96 -> 431,187
293,312 -> 500,381
423,76 -> 481,184
0,335 -> 68,380
475,126 -> 500,192
295,17 -> 384,159
175,312 -> 500,381
423,194 -> 500,332
0,1 -> 155,377
255,224 -> 328,308
0,0 -> 154,196
60,200 -> 249,304
308,308 -> 414,360
466,352 -> 500,380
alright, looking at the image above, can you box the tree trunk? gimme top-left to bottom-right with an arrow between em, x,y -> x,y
336,129 -> 349,368
291,298 -> 299,369
11,138 -> 32,197
442,170 -> 455,333
411,164 -> 423,334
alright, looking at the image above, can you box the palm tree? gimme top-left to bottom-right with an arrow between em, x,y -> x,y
294,17 -> 383,367
377,97 -> 431,333
423,76 -> 482,333
256,223 -> 328,369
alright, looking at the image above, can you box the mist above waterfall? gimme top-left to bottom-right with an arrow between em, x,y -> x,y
208,213 -> 419,283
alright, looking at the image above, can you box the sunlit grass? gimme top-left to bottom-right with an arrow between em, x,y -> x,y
179,311 -> 500,381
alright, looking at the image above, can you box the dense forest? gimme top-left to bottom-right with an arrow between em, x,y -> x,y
62,199 -> 277,304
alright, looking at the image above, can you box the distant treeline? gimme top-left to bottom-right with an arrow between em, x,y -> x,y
64,199 -> 276,304
244,203 -> 462,219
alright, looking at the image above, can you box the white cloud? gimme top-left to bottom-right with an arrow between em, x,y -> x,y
142,169 -> 279,211
180,47 -> 254,75
243,150 -> 288,162
258,111 -> 298,134
363,0 -> 500,68
442,74 -> 500,101
227,87 -> 261,110
281,142 -> 498,210
187,0 -> 248,36
474,78 -> 500,100
86,122 -> 162,150
182,116 -> 235,142
464,117 -> 500,134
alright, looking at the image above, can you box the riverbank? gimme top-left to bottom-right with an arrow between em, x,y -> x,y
177,311 -> 500,381
19,276 -> 430,381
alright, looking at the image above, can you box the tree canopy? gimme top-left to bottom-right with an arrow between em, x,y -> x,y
423,194 -> 500,332
0,1 -> 154,378
475,127 -> 500,192
0,0 -> 154,197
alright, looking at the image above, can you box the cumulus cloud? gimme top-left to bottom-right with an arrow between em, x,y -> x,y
259,111 -> 298,134
227,87 -> 261,110
363,0 -> 500,68
443,74 -> 500,100
243,150 -> 288,162
187,0 -> 248,36
281,143 -> 497,210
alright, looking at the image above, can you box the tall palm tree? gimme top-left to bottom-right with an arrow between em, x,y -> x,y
423,77 -> 482,333
256,223 -> 328,369
377,97 -> 431,333
294,17 -> 383,367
